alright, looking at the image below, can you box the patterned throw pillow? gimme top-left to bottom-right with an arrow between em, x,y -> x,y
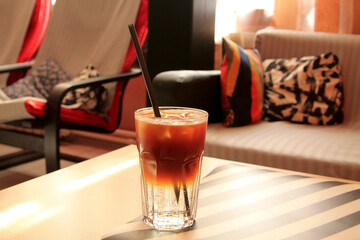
62,64 -> 108,112
2,59 -> 71,99
263,52 -> 344,125
220,37 -> 264,127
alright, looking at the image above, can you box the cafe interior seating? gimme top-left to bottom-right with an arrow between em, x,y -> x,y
0,0 -> 148,173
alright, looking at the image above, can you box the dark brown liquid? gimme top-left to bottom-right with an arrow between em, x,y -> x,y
136,118 -> 207,186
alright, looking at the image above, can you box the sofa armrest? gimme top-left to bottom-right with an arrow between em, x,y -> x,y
153,70 -> 223,123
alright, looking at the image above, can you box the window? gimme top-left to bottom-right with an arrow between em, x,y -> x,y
215,0 -> 315,41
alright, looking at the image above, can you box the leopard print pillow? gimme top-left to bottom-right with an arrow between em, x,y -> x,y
263,52 -> 344,125
62,64 -> 108,112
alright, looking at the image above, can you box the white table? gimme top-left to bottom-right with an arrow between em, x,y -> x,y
0,145 -> 359,240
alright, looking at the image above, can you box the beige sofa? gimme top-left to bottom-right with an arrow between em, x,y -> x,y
153,28 -> 360,181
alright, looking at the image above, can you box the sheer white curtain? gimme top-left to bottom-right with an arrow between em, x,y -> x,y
215,0 -> 275,41
215,0 -> 317,41
215,0 -> 359,42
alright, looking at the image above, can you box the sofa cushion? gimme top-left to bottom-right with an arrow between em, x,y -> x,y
220,37 -> 264,127
205,121 -> 360,181
263,52 -> 344,125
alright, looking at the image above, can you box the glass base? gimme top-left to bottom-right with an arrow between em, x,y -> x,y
144,215 -> 195,231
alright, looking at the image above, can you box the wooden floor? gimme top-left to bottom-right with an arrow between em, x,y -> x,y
0,129 -> 136,190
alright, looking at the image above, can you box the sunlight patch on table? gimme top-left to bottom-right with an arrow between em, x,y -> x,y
0,202 -> 39,229
61,159 -> 138,191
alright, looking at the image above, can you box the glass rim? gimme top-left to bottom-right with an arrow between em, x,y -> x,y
135,106 -> 209,119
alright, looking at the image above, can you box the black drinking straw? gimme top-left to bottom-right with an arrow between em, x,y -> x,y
128,24 -> 161,118
129,24 -> 190,214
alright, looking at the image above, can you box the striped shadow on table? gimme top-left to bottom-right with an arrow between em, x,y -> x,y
103,162 -> 360,240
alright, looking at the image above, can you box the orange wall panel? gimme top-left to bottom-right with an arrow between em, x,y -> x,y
352,0 -> 360,34
273,0 -> 299,30
315,0 -> 340,33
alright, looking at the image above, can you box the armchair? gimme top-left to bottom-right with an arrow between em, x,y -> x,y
0,0 -> 148,173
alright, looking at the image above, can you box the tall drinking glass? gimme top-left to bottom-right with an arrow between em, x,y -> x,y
135,107 -> 208,231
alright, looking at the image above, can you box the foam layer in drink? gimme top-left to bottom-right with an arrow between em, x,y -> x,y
136,108 -> 208,125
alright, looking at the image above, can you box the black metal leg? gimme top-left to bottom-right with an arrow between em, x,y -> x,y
44,119 -> 60,173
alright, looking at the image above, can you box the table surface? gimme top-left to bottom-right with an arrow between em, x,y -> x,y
0,145 -> 359,240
